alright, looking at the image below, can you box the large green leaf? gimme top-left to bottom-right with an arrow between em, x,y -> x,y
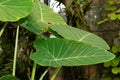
0,0 -> 33,22
29,0 -> 65,24
30,38 -> 115,67
49,24 -> 110,50
24,0 -> 66,35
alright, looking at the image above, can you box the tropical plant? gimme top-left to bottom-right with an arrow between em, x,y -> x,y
0,0 -> 115,80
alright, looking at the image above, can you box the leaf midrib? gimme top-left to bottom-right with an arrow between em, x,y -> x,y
39,1 -> 43,21
38,54 -> 110,62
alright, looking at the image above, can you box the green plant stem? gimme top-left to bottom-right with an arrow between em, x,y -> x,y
97,18 -> 108,25
39,67 -> 51,80
50,67 -> 62,80
30,62 -> 37,80
0,22 -> 8,37
12,26 -> 19,76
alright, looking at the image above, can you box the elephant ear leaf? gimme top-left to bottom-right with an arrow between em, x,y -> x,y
30,38 -> 115,67
0,0 -> 33,22
23,0 -> 66,35
49,24 -> 110,50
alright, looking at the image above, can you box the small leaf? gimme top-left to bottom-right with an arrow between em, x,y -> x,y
107,0 -> 114,4
111,57 -> 119,67
112,67 -> 119,74
104,61 -> 111,67
118,67 -> 120,73
108,13 -> 117,20
0,75 -> 20,80
105,6 -> 117,11
112,46 -> 119,53
30,38 -> 115,67
116,9 -> 120,13
117,14 -> 120,20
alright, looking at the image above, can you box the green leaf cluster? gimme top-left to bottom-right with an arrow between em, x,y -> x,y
103,45 -> 120,78
92,0 -> 120,80
112,67 -> 120,74
98,0 -> 120,24
112,46 -> 120,53
104,57 -> 120,67
107,9 -> 120,20
105,6 -> 117,11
